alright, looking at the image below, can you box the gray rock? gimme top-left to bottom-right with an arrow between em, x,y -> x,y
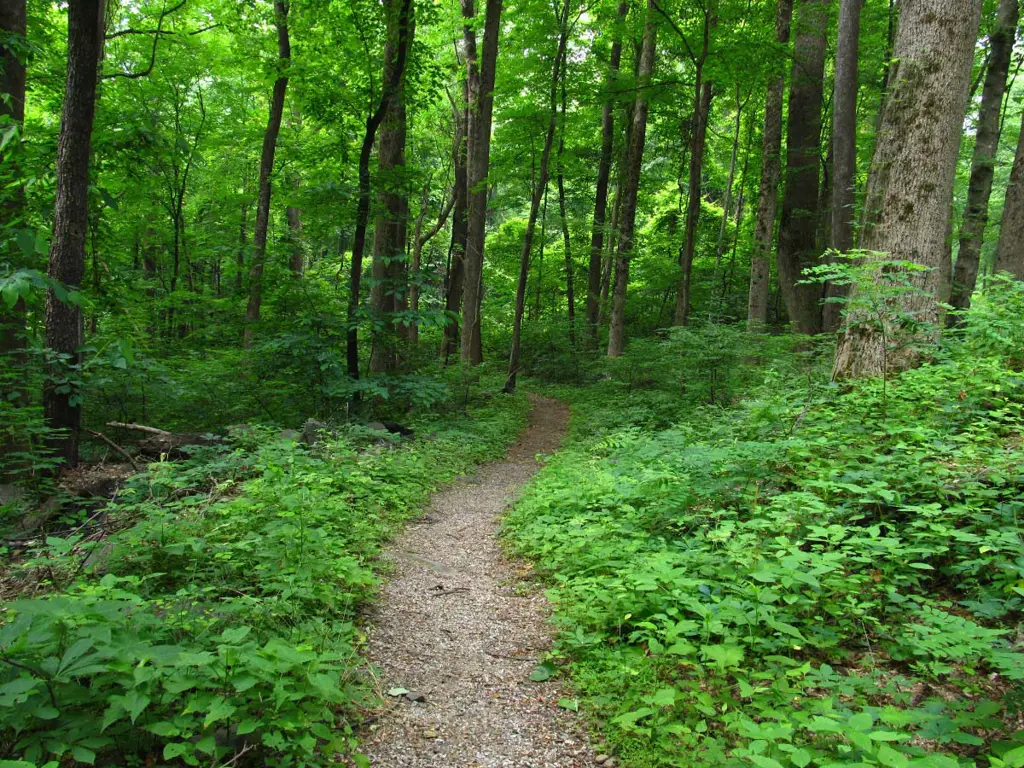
300,419 -> 327,445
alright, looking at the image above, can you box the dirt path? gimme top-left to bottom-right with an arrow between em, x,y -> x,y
362,395 -> 595,768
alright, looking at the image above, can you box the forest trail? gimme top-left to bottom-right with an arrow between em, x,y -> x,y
362,395 -> 595,768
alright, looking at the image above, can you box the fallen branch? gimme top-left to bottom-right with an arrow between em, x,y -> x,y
106,421 -> 171,436
429,587 -> 470,598
85,429 -> 140,471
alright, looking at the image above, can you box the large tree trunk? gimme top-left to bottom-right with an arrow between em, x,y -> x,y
747,0 -> 794,329
460,0 -> 503,365
370,0 -> 416,374
776,0 -> 828,335
949,0 -> 1019,315
712,84 -> 744,306
557,73 -> 575,350
832,0 -> 982,379
505,0 -> 570,393
673,49 -> 714,327
825,0 -> 863,331
44,0 -> 104,467
442,85 -> 469,362
243,1 -> 290,348
607,0 -> 657,357
585,1 -> 628,349
995,111 -> 1024,279
346,0 -> 414,391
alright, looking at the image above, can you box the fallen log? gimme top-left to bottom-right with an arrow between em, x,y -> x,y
106,421 -> 222,458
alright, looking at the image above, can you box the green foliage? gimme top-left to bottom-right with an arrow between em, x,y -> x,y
0,391 -> 528,766
507,303 -> 1024,768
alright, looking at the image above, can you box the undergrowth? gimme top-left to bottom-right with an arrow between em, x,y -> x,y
0,386 -> 528,767
508,285 -> 1024,768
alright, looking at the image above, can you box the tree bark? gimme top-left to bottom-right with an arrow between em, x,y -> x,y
826,0 -> 862,331
346,0 -> 414,389
949,0 -> 1019,314
460,0 -> 503,365
747,0 -> 794,328
995,111 -> 1024,279
44,0 -> 104,467
585,1 -> 628,349
243,1 -> 290,348
557,68 -> 575,350
505,0 -> 570,393
776,0 -> 828,335
833,0 -> 982,379
673,61 -> 713,327
287,109 -> 304,277
370,0 -> 416,374
442,84 -> 469,362
608,0 -> 657,357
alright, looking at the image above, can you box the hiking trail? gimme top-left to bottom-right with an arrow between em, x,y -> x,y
363,395 -> 597,768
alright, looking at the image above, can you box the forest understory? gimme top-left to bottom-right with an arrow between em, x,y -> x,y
5,0 -> 1024,765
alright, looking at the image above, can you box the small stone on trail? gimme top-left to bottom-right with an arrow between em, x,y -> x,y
595,755 -> 609,765
422,729 -> 439,739
405,691 -> 426,703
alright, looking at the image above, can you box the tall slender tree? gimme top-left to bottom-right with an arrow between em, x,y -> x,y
776,0 -> 828,335
608,0 -> 657,357
44,0 -> 104,466
826,0 -> 862,331
460,0 -> 503,364
505,0 -> 571,393
442,81 -> 469,361
345,0 -> 414,387
585,1 -> 628,349
949,0 -> 1020,315
243,0 -> 291,347
370,0 -> 417,373
747,0 -> 793,328
833,0 -> 983,379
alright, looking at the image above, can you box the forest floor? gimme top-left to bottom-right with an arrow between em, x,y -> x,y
362,395 -> 597,768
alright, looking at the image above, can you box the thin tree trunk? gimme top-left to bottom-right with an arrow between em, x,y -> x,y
370,1 -> 416,374
599,164 -> 625,324
287,110 -> 304,277
460,0 -> 503,364
825,0 -> 862,331
674,57 -> 714,327
713,86 -> 743,287
505,0 -> 571,393
776,0 -> 828,335
995,111 -> 1024,279
833,0 -> 982,379
442,84 -> 469,362
608,0 -> 657,357
557,73 -> 575,350
585,1 -> 628,349
346,0 -> 414,389
243,1 -> 290,347
747,0 -> 794,328
949,0 -> 1019,315
44,0 -> 103,467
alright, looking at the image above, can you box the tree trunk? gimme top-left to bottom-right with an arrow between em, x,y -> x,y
585,1 -> 628,349
44,0 -> 103,467
599,165 -> 625,325
776,0 -> 828,335
505,0 -> 570,393
608,0 -> 657,357
370,0 -> 416,374
832,0 -> 982,379
460,0 -> 503,365
346,0 -> 414,389
995,111 -> 1024,279
243,1 -> 290,348
747,0 -> 794,328
673,57 -> 714,327
825,0 -> 862,331
442,85 -> 469,362
949,0 -> 1019,315
713,85 -> 743,295
286,110 -> 304,277
557,68 -> 575,350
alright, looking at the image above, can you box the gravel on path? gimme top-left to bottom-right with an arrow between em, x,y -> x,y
362,395 -> 596,768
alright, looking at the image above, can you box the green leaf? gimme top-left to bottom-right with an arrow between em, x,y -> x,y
557,698 -> 579,711
848,712 -> 874,731
70,746 -> 96,765
749,755 -> 786,768
791,749 -> 811,768
1002,746 -> 1024,768
164,743 -> 191,761
530,662 -> 557,682
387,687 -> 410,696
876,745 -> 908,768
